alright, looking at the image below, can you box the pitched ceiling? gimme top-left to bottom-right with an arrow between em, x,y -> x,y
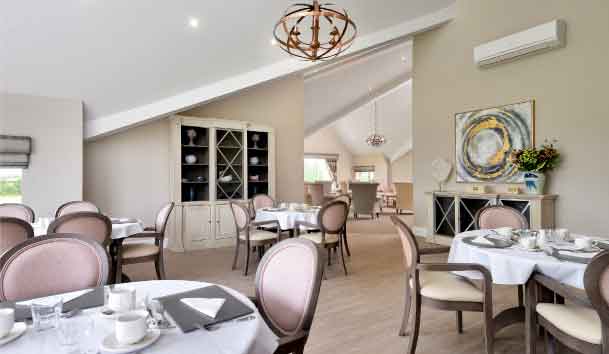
2,0 -> 454,139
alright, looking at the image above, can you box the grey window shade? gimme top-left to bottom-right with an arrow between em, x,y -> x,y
353,165 -> 375,173
0,135 -> 32,168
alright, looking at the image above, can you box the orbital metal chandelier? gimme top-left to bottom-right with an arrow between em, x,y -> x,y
273,1 -> 357,62
366,100 -> 386,147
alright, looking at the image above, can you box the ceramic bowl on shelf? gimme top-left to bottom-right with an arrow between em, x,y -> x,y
219,175 -> 233,183
249,157 -> 260,165
184,154 -> 197,164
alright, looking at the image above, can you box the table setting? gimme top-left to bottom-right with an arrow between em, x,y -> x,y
255,202 -> 320,231
0,280 -> 278,354
30,216 -> 145,240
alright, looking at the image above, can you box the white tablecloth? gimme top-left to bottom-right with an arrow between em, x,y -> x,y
448,230 -> 587,289
4,280 -> 278,354
255,209 -> 319,230
32,219 -> 144,240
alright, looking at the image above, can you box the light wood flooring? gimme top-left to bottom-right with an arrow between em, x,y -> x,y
125,214 -> 539,354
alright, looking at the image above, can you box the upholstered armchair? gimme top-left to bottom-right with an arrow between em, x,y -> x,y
350,182 -> 379,219
48,212 -> 112,247
296,200 -> 349,276
0,217 -> 34,255
391,216 -> 494,354
526,251 -> 609,354
0,234 -> 109,302
55,201 -> 100,217
114,202 -> 174,283
252,238 -> 323,354
0,203 -> 35,223
230,202 -> 281,276
394,182 -> 414,215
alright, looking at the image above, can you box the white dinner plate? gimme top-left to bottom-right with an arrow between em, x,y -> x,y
0,322 -> 27,347
100,328 -> 161,354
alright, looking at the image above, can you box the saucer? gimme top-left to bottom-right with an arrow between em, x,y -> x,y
100,328 -> 161,354
0,322 -> 26,346
99,307 -> 148,320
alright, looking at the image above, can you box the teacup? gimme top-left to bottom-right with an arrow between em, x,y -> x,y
0,308 -> 15,338
555,228 -> 570,242
520,237 -> 537,250
115,314 -> 147,345
107,288 -> 136,313
495,227 -> 513,238
575,237 -> 593,250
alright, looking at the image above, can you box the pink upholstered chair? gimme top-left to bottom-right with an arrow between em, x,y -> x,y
296,200 -> 349,276
253,238 -> 323,354
391,216 -> 494,354
475,205 -> 528,230
526,251 -> 609,354
252,194 -> 275,211
230,202 -> 281,276
0,234 -> 109,302
115,202 -> 174,283
48,212 -> 112,247
329,193 -> 352,257
55,201 -> 100,218
0,217 -> 34,255
0,203 -> 35,223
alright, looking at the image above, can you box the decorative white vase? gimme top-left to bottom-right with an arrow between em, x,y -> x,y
524,172 -> 546,195
184,154 -> 197,164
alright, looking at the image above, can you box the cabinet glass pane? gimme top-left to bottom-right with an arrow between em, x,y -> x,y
181,126 -> 209,202
216,128 -> 243,200
247,131 -> 269,198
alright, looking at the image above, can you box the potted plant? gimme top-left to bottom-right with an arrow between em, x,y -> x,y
510,140 -> 560,194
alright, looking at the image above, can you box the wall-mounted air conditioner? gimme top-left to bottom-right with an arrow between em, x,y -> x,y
474,20 -> 566,67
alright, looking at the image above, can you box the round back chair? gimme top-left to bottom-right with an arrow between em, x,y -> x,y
0,234 -> 109,301
585,251 -> 609,327
55,201 -> 100,218
391,215 -> 420,274
153,202 -> 175,234
255,238 -> 323,339
475,205 -> 528,229
318,200 -> 349,235
48,212 -> 112,247
0,217 -> 34,255
0,203 -> 35,223
229,202 -> 251,233
252,194 -> 275,211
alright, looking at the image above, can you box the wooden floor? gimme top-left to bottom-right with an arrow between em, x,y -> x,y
125,214 -> 540,354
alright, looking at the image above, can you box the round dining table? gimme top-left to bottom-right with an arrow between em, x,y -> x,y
5,280 -> 279,354
255,207 -> 319,231
31,218 -> 145,240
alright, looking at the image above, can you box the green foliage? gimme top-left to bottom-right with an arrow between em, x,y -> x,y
0,178 -> 21,197
510,140 -> 560,173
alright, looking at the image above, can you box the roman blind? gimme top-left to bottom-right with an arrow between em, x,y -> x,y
0,135 -> 32,168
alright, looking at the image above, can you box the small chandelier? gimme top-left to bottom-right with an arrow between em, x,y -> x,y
273,1 -> 357,62
366,100 -> 386,147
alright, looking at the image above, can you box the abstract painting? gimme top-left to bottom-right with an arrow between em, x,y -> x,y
455,101 -> 534,183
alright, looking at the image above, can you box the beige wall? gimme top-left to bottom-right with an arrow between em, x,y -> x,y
84,119 -> 170,225
1,93 -> 83,217
84,75 -> 305,224
352,154 -> 390,189
184,75 -> 304,202
413,0 -> 609,235
391,152 -> 413,183
304,125 -> 353,183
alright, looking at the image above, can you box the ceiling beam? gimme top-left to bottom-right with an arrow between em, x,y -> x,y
84,4 -> 456,140
389,143 -> 413,162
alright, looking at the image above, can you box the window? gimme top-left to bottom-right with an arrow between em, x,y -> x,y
304,158 -> 332,183
0,169 -> 22,203
353,165 -> 375,183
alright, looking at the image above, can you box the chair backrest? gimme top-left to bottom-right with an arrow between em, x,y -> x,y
585,251 -> 609,326
318,200 -> 348,235
391,216 -> 420,274
154,202 -> 175,234
0,234 -> 109,302
332,193 -> 351,210
47,212 -> 112,246
252,194 -> 275,211
0,203 -> 35,223
255,238 -> 323,337
229,202 -> 251,233
350,183 -> 379,214
394,182 -> 413,211
475,205 -> 528,229
55,201 -> 100,218
308,183 -> 325,206
0,217 -> 34,255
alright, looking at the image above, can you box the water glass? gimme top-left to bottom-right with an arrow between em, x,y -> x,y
31,300 -> 62,331
57,316 -> 96,354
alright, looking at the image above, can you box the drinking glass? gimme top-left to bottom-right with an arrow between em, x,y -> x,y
57,315 -> 96,354
31,299 -> 62,331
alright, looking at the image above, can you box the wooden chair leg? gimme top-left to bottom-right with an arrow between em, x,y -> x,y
399,277 -> 411,337
232,240 -> 240,270
456,311 -> 463,334
327,248 -> 332,266
342,229 -> 351,257
525,279 -> 538,354
545,331 -> 557,354
339,239 -> 348,276
154,257 -> 166,280
518,285 -> 524,306
483,299 -> 494,354
407,293 -> 421,354
115,255 -> 123,285
244,243 -> 251,276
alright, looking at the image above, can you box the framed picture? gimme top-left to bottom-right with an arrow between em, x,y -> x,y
455,100 -> 535,183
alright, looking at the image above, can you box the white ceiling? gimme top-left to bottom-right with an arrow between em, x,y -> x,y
332,80 -> 412,160
1,0 -> 454,138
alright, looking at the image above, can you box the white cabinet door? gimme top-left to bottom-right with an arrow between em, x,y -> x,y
215,204 -> 236,239
183,205 -> 212,244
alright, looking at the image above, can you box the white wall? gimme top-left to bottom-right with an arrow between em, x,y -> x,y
391,152 -> 413,182
304,125 -> 353,183
0,93 -> 83,217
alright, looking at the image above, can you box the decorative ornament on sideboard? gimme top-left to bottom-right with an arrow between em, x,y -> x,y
431,158 -> 452,191
186,129 -> 197,146
273,0 -> 357,62
510,139 -> 560,195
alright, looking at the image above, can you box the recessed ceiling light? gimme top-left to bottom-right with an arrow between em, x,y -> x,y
270,38 -> 278,46
188,17 -> 199,28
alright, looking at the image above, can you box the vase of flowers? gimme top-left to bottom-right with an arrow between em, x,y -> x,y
510,140 -> 560,195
